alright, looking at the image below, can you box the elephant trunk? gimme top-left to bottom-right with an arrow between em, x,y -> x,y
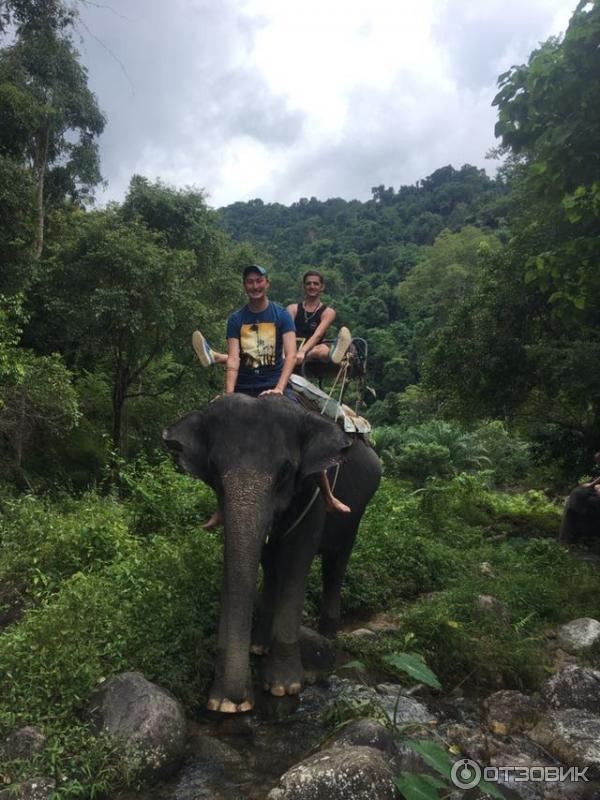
217,470 -> 273,705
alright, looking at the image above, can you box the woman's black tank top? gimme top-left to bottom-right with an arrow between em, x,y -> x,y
295,302 -> 328,341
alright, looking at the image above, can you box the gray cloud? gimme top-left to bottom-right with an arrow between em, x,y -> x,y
433,0 -> 571,90
76,0 -> 303,203
72,0 -> 577,208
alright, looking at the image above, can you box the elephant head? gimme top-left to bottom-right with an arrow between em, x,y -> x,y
560,484 -> 600,545
163,393 -> 351,711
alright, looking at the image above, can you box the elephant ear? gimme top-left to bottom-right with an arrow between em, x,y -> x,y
162,410 -> 211,484
299,412 -> 352,478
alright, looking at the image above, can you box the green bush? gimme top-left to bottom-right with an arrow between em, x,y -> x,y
372,420 -> 532,488
118,454 -> 215,536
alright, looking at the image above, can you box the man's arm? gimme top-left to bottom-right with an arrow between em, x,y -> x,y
299,307 -> 336,356
225,337 -> 240,394
261,331 -> 297,395
276,330 -> 298,391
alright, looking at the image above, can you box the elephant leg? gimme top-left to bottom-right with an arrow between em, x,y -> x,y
252,545 -> 279,655
207,579 -> 254,713
319,534 -> 356,636
263,513 -> 323,696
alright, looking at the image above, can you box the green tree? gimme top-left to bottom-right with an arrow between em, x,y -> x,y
0,0 -> 105,259
493,0 -> 600,317
37,210 -> 202,453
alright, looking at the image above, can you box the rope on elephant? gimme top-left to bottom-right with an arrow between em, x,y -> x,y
276,463 -> 341,541
321,358 -> 351,419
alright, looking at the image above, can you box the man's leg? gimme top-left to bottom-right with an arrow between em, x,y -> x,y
192,330 -> 227,367
303,343 -> 330,363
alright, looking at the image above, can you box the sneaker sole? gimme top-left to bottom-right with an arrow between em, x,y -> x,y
192,331 -> 215,367
330,326 -> 352,365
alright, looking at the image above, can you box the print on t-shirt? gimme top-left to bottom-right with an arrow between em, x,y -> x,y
240,322 -> 277,369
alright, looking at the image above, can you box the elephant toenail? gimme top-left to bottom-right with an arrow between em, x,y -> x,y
270,685 -> 286,697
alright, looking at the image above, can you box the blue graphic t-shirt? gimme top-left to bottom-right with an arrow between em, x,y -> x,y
226,302 -> 295,390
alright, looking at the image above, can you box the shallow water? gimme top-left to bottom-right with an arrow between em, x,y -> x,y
148,682 -> 334,800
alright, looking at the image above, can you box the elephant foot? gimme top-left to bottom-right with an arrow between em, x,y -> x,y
208,656 -> 253,713
318,612 -> 340,638
262,639 -> 304,697
207,697 -> 253,713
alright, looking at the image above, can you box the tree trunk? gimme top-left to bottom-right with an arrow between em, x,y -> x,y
32,118 -> 51,261
112,364 -> 130,455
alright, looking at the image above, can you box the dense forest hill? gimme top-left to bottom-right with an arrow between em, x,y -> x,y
219,163 -> 506,282
217,165 -> 508,426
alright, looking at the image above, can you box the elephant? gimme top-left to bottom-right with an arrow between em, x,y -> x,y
559,482 -> 600,545
163,393 -> 381,713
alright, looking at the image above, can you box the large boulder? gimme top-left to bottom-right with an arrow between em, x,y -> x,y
88,671 -> 187,781
267,745 -> 396,800
327,718 -> 396,756
528,709 -> 600,774
299,627 -> 335,682
0,778 -> 56,800
556,618 -> 600,654
483,690 -> 542,735
541,665 -> 600,714
5,727 -> 46,760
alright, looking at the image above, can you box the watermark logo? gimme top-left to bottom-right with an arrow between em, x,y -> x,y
450,758 -> 589,789
451,758 -> 482,790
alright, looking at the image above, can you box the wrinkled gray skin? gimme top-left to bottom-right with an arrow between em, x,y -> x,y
163,394 -> 381,713
559,484 -> 600,545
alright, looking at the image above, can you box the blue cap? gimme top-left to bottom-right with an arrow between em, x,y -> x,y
242,264 -> 268,279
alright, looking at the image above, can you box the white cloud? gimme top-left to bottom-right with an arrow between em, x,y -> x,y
76,0 -> 580,207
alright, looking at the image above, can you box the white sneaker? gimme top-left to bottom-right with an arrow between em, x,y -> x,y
330,326 -> 352,365
192,330 -> 216,367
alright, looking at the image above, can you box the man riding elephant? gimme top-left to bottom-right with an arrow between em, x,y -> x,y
192,264 -> 350,527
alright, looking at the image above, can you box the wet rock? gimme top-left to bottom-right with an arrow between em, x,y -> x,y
488,743 -> 590,800
158,729 -> 254,800
557,618 -> 600,654
324,677 -> 435,729
88,671 -> 187,781
346,628 -> 377,640
541,665 -> 600,714
479,561 -> 496,577
267,745 -> 395,799
483,690 -> 542,734
529,708 -> 600,773
551,647 -> 579,672
5,726 -> 46,760
376,683 -> 436,728
0,778 -> 56,800
474,594 -> 510,623
364,614 -> 401,635
299,627 -> 335,682
440,722 -> 491,764
327,718 -> 395,755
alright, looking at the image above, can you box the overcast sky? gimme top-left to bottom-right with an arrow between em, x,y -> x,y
75,0 -> 575,209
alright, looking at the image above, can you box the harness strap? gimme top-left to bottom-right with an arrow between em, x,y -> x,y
274,462 -> 341,542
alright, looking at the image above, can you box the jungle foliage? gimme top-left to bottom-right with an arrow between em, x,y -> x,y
1,2 -> 600,797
